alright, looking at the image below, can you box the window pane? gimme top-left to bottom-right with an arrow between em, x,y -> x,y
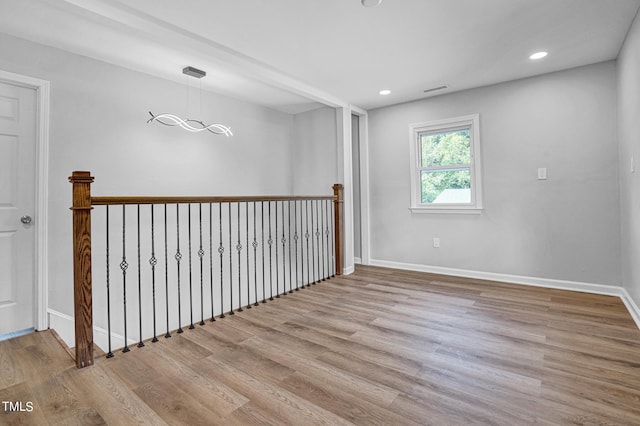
421,168 -> 471,204
420,129 -> 471,167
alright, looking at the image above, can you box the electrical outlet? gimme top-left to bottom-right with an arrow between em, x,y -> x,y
433,238 -> 440,248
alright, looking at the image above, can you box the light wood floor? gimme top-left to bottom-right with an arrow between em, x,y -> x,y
2,265 -> 640,425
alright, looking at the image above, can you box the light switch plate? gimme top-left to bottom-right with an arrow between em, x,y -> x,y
537,168 -> 547,180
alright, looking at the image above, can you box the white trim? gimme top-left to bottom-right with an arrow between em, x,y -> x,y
336,107 -> 355,276
351,107 -> 371,265
620,289 -> 640,330
369,258 -> 640,330
0,70 -> 50,332
409,207 -> 483,215
47,309 -> 74,348
354,257 -> 362,264
48,308 -> 130,352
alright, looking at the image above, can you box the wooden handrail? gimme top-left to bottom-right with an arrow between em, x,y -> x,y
70,170 -> 344,368
91,195 -> 335,205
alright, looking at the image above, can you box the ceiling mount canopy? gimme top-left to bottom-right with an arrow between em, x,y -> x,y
182,66 -> 206,78
147,66 -> 233,136
361,0 -> 382,7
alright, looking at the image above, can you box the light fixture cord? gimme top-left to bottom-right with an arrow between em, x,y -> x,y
185,72 -> 189,120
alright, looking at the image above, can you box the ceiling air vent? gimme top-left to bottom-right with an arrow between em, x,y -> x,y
423,85 -> 449,94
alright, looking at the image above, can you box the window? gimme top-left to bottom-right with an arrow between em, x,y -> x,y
408,114 -> 482,213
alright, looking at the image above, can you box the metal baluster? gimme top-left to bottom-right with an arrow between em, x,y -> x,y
246,202 -> 251,309
261,202 -> 267,303
275,201 -> 280,298
287,200 -> 293,293
321,199 -> 326,281
268,202 -> 274,301
311,200 -> 316,285
137,205 -> 144,347
218,203 -> 225,319
209,203 -> 216,322
304,200 -> 313,287
281,201 -> 287,296
188,204 -> 195,330
294,200 -> 300,291
150,205 -> 158,342
315,200 -> 321,284
236,203 -> 243,312
105,206 -> 114,358
300,200 -> 306,289
176,204 -> 183,333
198,204 -> 205,326
252,202 -> 259,307
121,205 -> 130,352
325,200 -> 331,280
244,201 -> 251,309
164,204 -> 171,338
228,203 -> 234,315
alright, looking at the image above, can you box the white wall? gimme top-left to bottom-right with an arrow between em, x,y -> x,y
0,33 -> 296,345
618,11 -> 640,307
368,61 -> 621,286
292,106 -> 338,195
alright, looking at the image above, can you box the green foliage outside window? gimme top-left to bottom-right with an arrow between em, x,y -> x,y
420,130 -> 472,203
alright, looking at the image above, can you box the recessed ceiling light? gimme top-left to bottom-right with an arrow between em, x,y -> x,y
362,0 -> 382,6
529,51 -> 548,60
379,89 -> 391,95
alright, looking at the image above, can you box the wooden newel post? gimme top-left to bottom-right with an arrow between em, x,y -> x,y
333,183 -> 344,276
69,171 -> 94,368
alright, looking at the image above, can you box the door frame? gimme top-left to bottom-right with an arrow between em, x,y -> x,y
349,106 -> 370,265
0,70 -> 50,331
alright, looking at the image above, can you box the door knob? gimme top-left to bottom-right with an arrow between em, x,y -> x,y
20,215 -> 32,224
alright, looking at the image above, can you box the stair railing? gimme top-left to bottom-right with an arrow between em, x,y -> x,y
69,171 -> 343,368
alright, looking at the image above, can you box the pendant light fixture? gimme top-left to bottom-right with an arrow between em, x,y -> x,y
147,66 -> 233,136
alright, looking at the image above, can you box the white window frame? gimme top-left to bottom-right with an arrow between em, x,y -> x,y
408,114 -> 483,214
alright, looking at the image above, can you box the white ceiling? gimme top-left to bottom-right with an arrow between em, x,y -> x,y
1,0 -> 639,113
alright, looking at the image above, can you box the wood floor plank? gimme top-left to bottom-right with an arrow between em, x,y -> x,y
199,356 -> 355,426
240,334 -> 401,408
133,376 -> 224,425
0,382 -> 49,425
0,343 -> 23,390
61,364 -> 168,425
129,345 -> 250,417
279,371 -> 421,426
274,321 -> 424,376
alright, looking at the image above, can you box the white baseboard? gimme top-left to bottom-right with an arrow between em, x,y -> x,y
620,288 -> 640,330
354,257 -> 362,265
47,309 -> 74,348
47,309 -> 130,353
369,259 -> 640,330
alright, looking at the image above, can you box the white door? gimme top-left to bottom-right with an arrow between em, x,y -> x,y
0,81 -> 36,335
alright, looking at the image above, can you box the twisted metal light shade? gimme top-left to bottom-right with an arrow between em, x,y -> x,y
147,112 -> 233,136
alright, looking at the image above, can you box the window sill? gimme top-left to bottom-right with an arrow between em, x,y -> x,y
409,206 -> 483,215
